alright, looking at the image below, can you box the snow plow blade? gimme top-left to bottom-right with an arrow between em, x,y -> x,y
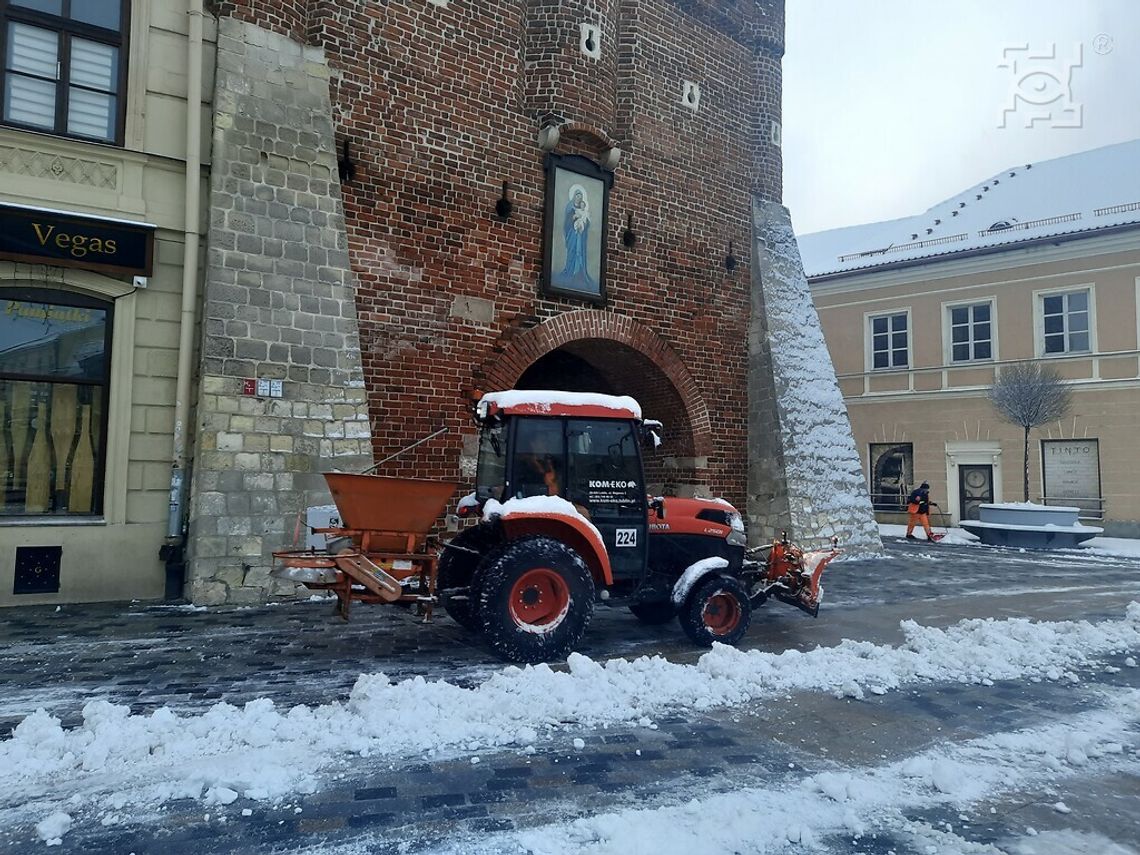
770,586 -> 821,618
744,535 -> 840,619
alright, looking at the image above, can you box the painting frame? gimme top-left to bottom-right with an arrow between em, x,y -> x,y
541,153 -> 613,304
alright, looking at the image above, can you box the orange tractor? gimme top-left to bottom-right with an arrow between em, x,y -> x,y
274,390 -> 840,663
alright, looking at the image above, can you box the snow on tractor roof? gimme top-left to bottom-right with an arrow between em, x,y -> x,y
480,390 -> 642,420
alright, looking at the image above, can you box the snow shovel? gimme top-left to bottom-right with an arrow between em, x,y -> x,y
928,506 -> 950,542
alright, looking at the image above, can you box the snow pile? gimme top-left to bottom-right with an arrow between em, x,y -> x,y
1080,537 -> 1140,559
2,606 -> 1138,820
506,688 -> 1140,855
35,811 -> 71,845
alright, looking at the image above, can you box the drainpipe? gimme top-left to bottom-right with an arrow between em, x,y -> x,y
163,0 -> 205,598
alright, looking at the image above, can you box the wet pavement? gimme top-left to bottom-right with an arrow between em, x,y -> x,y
1,537 -> 1139,853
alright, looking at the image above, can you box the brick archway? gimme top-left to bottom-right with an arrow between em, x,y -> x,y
479,311 -> 713,458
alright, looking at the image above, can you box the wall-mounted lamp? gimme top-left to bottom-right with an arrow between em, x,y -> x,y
724,240 -> 737,272
337,139 -> 356,183
495,181 -> 513,220
537,124 -> 562,152
622,213 -> 638,249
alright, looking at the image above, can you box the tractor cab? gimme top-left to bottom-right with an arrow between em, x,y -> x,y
473,391 -> 650,584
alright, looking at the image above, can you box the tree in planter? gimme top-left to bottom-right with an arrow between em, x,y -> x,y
988,361 -> 1071,501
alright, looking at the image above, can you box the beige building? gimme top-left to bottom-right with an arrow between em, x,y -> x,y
0,2 -> 214,604
801,140 -> 1140,536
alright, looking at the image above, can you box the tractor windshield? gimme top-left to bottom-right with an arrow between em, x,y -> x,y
476,423 -> 506,502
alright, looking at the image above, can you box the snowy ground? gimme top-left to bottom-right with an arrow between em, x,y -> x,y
0,539 -> 1138,853
879,522 -> 981,546
879,521 -> 1140,559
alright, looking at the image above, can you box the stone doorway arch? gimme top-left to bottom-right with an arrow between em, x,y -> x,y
478,311 -> 712,494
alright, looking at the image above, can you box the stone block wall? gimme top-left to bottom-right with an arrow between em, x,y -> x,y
187,17 -> 373,604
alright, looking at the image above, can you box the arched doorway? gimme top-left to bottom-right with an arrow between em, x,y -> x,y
479,311 -> 712,496
516,339 -> 695,493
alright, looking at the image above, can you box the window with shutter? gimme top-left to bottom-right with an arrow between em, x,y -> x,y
0,0 -> 128,144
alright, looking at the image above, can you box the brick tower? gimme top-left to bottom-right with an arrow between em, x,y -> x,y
189,0 -> 877,603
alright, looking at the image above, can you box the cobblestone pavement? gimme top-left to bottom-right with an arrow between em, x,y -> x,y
1,538 -> 1139,853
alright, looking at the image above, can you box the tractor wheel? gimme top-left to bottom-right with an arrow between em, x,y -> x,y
476,535 -> 594,664
678,575 -> 752,647
438,526 -> 498,631
629,600 -> 676,625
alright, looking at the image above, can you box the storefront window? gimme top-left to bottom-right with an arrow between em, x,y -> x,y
0,288 -> 110,516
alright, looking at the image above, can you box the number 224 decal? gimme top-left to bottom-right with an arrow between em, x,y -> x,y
615,528 -> 638,547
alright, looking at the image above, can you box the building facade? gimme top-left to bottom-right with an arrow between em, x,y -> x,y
803,141 -> 1140,536
188,0 -> 797,604
0,1 -> 213,605
2,0 -> 879,607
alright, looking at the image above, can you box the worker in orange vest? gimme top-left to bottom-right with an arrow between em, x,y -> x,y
905,481 -> 938,541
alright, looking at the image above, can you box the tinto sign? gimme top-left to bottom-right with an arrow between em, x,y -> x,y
1041,439 -> 1101,514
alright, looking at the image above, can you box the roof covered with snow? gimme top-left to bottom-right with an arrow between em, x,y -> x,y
798,139 -> 1140,279
480,390 -> 642,420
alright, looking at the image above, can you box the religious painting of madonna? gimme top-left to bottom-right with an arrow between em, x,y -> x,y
541,154 -> 613,302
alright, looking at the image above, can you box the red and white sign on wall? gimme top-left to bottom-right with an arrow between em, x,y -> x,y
242,378 -> 283,398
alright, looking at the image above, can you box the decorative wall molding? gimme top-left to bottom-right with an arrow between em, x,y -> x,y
0,145 -> 119,189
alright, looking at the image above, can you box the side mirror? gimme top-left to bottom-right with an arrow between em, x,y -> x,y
640,420 -> 663,448
649,497 -> 666,519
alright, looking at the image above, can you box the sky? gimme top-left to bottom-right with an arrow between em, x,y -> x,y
782,0 -> 1140,235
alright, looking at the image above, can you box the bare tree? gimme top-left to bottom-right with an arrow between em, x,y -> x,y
988,362 -> 1072,501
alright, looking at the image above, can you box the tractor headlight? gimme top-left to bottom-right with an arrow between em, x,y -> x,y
726,511 -> 746,546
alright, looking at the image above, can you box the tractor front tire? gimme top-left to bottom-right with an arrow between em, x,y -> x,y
476,535 -> 594,664
438,526 -> 498,631
679,575 -> 752,648
629,599 -> 676,625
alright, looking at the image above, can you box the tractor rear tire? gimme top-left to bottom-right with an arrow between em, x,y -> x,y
629,600 -> 676,625
438,526 -> 498,631
678,575 -> 752,648
476,535 -> 594,664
